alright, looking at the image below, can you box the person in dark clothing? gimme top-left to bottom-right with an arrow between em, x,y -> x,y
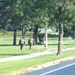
19,37 -> 25,50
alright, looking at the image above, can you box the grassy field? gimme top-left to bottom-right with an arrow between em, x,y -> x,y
0,32 -> 75,75
0,32 -> 75,58
0,50 -> 75,75
0,38 -> 74,58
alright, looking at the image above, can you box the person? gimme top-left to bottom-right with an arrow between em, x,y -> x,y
19,36 -> 25,50
28,35 -> 34,49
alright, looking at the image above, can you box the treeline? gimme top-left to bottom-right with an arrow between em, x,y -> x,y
0,0 -> 75,55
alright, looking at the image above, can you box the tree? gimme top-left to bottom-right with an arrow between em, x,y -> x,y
0,0 -> 75,48
55,0 -> 75,55
57,4 -> 64,55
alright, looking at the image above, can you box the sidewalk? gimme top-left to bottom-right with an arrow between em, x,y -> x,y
0,50 -> 56,62
0,47 -> 75,63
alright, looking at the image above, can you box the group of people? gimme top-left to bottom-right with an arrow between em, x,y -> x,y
19,35 -> 34,50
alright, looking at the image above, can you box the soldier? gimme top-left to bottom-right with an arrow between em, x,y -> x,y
19,36 -> 25,50
28,35 -> 34,49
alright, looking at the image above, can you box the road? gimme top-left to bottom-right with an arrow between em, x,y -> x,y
22,60 -> 75,75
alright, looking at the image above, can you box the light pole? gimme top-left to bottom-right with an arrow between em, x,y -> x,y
44,7 -> 49,49
45,22 -> 48,49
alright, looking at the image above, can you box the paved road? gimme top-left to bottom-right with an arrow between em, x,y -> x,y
22,60 -> 75,75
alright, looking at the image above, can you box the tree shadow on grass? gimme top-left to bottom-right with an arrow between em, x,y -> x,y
48,43 -> 75,46
0,44 -> 18,46
0,53 -> 29,58
0,44 -> 29,46
48,44 -> 58,46
62,44 -> 75,45
0,53 -> 29,56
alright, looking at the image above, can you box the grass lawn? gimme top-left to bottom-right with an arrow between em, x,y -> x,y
0,32 -> 75,75
0,50 -> 75,75
0,37 -> 75,58
0,32 -> 75,58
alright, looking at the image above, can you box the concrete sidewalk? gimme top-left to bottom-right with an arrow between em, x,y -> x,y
0,47 -> 75,63
0,50 -> 56,62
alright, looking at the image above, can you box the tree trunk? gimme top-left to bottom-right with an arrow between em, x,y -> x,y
22,25 -> 25,38
57,23 -> 63,55
57,5 -> 64,55
13,28 -> 17,45
72,25 -> 75,39
33,25 -> 38,44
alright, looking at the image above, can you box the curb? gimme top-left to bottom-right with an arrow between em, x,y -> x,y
21,55 -> 75,75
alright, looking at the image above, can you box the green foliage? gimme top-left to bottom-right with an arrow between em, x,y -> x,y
0,0 -> 75,36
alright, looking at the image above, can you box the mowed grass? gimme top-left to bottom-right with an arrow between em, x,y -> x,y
0,32 -> 75,75
0,32 -> 75,58
0,50 -> 75,75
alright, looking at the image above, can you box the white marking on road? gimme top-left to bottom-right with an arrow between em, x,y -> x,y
40,62 -> 75,75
